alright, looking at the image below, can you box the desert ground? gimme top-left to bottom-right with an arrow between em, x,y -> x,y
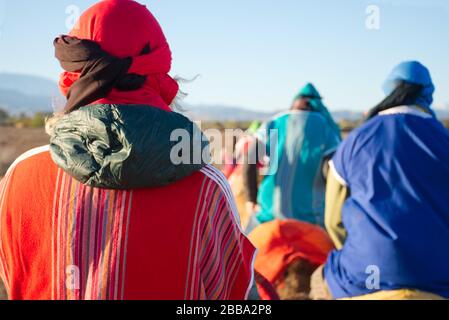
0,127 -> 49,177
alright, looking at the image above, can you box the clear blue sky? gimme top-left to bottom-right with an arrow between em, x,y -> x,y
0,0 -> 448,111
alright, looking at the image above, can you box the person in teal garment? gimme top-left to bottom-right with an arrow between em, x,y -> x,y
243,84 -> 341,231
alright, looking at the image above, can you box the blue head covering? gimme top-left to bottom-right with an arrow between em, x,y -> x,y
383,61 -> 435,113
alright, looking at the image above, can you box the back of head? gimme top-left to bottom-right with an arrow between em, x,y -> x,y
58,0 -> 178,111
383,61 -> 434,104
276,259 -> 318,300
294,83 -> 322,101
249,220 -> 334,300
367,61 -> 435,120
293,83 -> 341,138
51,0 -> 209,190
70,0 -> 166,59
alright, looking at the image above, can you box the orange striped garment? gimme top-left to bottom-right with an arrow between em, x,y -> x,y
0,146 -> 256,300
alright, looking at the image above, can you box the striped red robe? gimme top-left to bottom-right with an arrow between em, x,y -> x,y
0,146 -> 256,300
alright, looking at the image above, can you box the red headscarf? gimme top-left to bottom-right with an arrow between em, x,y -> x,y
249,220 -> 335,286
59,0 -> 178,112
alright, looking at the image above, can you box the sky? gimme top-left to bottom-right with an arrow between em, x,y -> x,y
0,0 -> 448,112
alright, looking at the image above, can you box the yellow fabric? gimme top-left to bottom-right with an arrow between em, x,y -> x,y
341,289 -> 445,300
324,170 -> 348,249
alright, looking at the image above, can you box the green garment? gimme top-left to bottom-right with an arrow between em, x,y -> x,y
50,104 -> 210,190
247,121 -> 262,134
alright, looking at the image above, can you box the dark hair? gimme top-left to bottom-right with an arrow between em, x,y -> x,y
275,259 -> 319,300
365,81 -> 424,121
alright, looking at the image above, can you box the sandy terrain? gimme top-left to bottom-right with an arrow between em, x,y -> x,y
0,127 -> 49,177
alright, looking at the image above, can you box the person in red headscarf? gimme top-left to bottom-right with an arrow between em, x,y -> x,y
57,0 -> 179,113
0,0 -> 256,300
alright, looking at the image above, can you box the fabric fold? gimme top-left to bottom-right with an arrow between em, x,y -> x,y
50,104 -> 210,190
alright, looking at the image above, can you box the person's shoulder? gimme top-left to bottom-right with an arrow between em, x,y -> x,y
5,145 -> 52,176
198,165 -> 243,228
268,110 -> 301,122
288,110 -> 328,124
337,116 -> 396,162
198,165 -> 235,198
264,110 -> 313,128
159,164 -> 234,200
354,109 -> 433,139
349,116 -> 385,139
305,111 -> 332,126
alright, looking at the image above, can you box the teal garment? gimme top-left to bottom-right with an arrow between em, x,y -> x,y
50,104 -> 210,190
295,83 -> 342,139
255,111 -> 341,226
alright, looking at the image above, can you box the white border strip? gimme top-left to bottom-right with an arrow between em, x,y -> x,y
200,165 -> 245,233
6,145 -> 50,175
329,160 -> 348,187
244,248 -> 258,300
379,105 -> 432,119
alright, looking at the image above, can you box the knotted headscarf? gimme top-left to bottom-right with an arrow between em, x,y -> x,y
57,0 -> 179,113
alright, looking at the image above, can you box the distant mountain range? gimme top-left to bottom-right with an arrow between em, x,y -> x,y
1,73 -> 448,121
182,105 -> 277,122
0,73 -> 60,97
0,73 -> 62,114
